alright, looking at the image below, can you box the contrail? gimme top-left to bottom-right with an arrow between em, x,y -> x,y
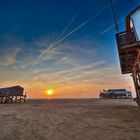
54,8 -> 81,44
35,0 -> 117,64
34,45 -> 53,64
53,0 -> 118,46
34,9 -> 81,64
44,3 -> 110,51
98,18 -> 124,36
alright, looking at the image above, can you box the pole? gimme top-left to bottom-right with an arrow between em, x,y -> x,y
110,0 -> 119,33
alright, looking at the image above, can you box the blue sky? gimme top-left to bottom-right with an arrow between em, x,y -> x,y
0,0 -> 139,98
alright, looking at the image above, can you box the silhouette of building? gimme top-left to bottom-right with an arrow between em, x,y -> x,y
99,89 -> 132,99
0,85 -> 26,103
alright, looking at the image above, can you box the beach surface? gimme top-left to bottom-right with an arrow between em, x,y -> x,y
0,99 -> 140,140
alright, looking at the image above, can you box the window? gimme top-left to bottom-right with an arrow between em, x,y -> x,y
131,9 -> 140,41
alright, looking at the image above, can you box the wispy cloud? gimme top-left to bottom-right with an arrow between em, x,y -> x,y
34,1 -> 115,64
32,60 -> 106,82
56,55 -> 76,65
29,62 -> 134,98
0,47 -> 21,66
33,38 -> 99,66
57,60 -> 106,74
34,9 -> 81,64
40,46 -> 64,62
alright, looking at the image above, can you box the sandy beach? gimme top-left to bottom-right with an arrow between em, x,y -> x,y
0,99 -> 140,140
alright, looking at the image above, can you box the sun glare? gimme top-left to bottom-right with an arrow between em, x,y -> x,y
46,89 -> 54,96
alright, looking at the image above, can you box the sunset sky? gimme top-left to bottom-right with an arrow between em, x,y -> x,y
0,0 -> 139,98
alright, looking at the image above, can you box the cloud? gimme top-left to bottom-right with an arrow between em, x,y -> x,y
32,60 -> 106,82
56,55 -> 79,66
42,46 -> 63,60
57,60 -> 106,74
34,0 -> 116,64
0,47 -> 21,66
29,62 -> 134,98
33,38 -> 100,67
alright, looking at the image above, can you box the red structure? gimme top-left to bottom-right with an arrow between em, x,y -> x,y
116,6 -> 140,106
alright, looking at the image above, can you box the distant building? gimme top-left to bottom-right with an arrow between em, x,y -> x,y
0,85 -> 26,103
99,89 -> 132,99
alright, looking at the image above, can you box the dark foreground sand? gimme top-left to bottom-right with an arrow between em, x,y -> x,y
0,99 -> 140,140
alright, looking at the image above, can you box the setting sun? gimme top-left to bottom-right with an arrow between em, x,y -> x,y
46,89 -> 54,96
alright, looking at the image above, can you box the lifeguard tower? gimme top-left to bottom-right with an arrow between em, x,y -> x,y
115,6 -> 140,106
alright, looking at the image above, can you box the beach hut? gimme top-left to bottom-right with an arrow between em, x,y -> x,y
0,85 -> 26,103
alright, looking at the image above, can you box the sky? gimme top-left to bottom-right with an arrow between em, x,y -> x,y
0,0 -> 139,99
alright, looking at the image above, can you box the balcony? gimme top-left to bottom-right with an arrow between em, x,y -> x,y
116,31 -> 138,49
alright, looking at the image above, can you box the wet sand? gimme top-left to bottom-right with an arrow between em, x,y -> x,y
0,99 -> 140,140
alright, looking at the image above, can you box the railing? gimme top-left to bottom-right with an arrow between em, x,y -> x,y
116,31 -> 136,48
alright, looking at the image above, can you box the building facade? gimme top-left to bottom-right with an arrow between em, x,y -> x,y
99,89 -> 132,99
